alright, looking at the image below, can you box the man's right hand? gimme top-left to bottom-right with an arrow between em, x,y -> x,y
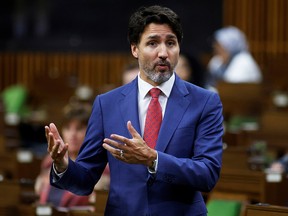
45,123 -> 69,173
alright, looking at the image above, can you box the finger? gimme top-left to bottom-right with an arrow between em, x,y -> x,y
47,133 -> 55,152
102,143 -> 122,158
45,126 -> 50,139
50,140 -> 60,159
127,121 -> 142,139
57,142 -> 68,159
51,140 -> 68,161
49,123 -> 62,140
103,137 -> 126,150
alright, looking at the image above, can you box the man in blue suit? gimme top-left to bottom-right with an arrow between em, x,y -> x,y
46,5 -> 223,216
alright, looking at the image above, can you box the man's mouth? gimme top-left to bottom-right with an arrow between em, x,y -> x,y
155,62 -> 170,71
157,65 -> 169,71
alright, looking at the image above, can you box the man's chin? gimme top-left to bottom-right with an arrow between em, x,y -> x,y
155,72 -> 172,83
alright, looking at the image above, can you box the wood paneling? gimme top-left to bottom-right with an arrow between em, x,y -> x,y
0,52 -> 134,93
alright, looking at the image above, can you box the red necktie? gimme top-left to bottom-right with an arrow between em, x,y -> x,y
143,88 -> 162,149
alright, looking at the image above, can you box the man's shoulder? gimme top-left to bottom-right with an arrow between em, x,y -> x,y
96,82 -> 137,103
178,80 -> 221,104
181,80 -> 214,95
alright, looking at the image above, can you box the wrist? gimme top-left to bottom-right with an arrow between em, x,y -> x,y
54,163 -> 67,174
149,159 -> 156,170
147,150 -> 157,166
147,150 -> 158,173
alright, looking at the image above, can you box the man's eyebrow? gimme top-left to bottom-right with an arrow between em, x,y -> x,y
146,34 -> 177,40
166,34 -> 177,39
146,35 -> 160,40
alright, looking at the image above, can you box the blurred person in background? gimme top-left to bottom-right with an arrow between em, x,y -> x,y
122,60 -> 139,85
175,53 -> 206,88
269,154 -> 288,174
35,104 -> 110,207
175,54 -> 192,82
206,26 -> 262,89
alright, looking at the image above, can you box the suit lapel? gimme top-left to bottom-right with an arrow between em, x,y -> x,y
156,78 -> 190,152
119,80 -> 141,136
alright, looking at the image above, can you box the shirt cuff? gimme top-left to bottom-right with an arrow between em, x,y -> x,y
52,163 -> 67,182
148,151 -> 158,174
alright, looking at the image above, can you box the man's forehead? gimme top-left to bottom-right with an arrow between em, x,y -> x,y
141,23 -> 177,40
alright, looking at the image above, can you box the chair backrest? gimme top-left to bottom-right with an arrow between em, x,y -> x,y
207,191 -> 249,216
207,199 -> 242,216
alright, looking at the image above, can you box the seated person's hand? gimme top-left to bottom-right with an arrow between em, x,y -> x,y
269,162 -> 285,173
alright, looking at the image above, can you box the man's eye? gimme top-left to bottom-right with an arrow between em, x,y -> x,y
148,41 -> 157,46
167,41 -> 176,46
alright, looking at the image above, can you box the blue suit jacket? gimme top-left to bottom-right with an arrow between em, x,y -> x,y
51,75 -> 223,216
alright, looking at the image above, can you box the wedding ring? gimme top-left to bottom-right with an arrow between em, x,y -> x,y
120,150 -> 124,158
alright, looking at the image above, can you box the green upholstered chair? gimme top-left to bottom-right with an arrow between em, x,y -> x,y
207,199 -> 242,216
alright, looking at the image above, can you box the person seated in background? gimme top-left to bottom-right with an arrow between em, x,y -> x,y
269,154 -> 288,174
122,60 -> 139,85
175,54 -> 193,82
175,53 -> 206,88
1,84 -> 28,126
35,103 -> 110,207
207,26 -> 262,89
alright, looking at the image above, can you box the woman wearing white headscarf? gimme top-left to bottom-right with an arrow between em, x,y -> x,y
207,26 -> 262,87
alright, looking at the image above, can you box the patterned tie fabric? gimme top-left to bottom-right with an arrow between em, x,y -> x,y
143,88 -> 162,149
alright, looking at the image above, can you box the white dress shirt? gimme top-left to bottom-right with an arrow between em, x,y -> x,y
137,73 -> 175,136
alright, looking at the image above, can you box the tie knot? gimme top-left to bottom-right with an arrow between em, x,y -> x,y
149,88 -> 161,98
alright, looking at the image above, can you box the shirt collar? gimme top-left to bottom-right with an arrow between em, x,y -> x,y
138,73 -> 175,99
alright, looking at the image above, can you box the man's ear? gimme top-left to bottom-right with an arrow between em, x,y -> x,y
131,44 -> 138,59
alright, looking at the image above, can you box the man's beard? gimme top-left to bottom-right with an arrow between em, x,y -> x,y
142,60 -> 174,84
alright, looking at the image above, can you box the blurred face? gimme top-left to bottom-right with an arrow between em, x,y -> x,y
122,68 -> 139,84
131,23 -> 180,86
175,55 -> 192,81
62,120 -> 86,158
213,41 -> 230,64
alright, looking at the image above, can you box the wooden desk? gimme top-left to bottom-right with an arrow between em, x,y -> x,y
245,204 -> 288,216
0,152 -> 18,179
0,150 -> 42,180
17,205 -> 69,216
94,190 -> 108,216
216,82 -> 264,118
211,146 -> 288,206
213,168 -> 288,205
0,180 -> 20,206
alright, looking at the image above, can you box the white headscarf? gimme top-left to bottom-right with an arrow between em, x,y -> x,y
214,26 -> 248,55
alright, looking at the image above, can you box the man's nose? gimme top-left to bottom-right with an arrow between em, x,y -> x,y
158,44 -> 168,59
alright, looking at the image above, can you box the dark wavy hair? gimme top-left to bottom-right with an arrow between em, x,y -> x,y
61,104 -> 91,129
128,5 -> 183,45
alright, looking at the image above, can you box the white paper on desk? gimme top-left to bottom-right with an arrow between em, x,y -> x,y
265,168 -> 283,182
36,205 -> 52,215
17,150 -> 33,163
